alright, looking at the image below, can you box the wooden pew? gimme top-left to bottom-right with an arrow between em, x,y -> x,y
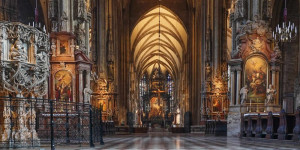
266,111 -> 279,139
246,115 -> 252,137
255,113 -> 263,138
293,108 -> 300,141
277,109 -> 287,140
241,113 -> 246,137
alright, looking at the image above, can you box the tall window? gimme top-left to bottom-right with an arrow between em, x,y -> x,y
166,73 -> 174,112
139,74 -> 148,106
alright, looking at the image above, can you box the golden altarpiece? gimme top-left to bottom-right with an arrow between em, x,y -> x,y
227,18 -> 282,136
50,32 -> 92,105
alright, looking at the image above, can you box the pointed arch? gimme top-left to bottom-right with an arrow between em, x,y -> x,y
131,5 -> 187,80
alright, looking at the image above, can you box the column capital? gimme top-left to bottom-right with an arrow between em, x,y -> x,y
230,65 -> 242,72
270,65 -> 280,72
78,70 -> 84,74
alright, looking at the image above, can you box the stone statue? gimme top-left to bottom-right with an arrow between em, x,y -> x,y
10,38 -> 28,62
271,43 -> 282,62
234,0 -> 248,19
60,11 -> 68,31
76,25 -> 86,50
266,84 -> 276,104
84,88 -> 93,103
176,106 -> 181,125
240,85 -> 248,104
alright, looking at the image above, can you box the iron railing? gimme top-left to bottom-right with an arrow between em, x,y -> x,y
0,96 -> 106,149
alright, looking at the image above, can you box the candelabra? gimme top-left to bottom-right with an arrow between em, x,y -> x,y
272,0 -> 297,42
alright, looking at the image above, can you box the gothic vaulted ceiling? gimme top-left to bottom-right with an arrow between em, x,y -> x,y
131,6 -> 187,79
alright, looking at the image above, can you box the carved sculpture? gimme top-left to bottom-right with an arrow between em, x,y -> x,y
0,22 -> 49,147
270,43 -> 282,62
266,84 -> 276,104
234,0 -> 248,20
60,11 -> 68,31
84,88 -> 93,103
263,0 -> 272,20
76,24 -> 86,51
10,38 -> 25,61
175,106 -> 181,124
0,22 -> 50,96
232,19 -> 273,59
240,85 -> 248,104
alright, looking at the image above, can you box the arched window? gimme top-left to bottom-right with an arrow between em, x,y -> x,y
139,73 -> 148,102
166,73 -> 174,112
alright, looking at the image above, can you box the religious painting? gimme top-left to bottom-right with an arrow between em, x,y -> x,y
244,56 -> 268,103
149,97 -> 162,118
55,70 -> 73,101
212,96 -> 223,113
99,99 -> 107,112
59,40 -> 68,54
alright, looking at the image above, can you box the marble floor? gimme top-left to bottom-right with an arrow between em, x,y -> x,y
38,132 -> 299,150
93,133 -> 300,150
17,133 -> 300,150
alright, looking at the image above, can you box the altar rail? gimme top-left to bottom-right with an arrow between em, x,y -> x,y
241,108 -> 300,141
0,97 -> 105,149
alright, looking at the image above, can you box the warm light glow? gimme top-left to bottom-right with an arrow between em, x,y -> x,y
131,6 -> 187,78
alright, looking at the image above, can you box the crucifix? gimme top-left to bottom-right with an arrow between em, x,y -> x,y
152,88 -> 165,105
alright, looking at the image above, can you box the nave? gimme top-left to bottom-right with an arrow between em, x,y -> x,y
40,133 -> 300,150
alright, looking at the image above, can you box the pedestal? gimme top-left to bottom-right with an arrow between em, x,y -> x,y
227,106 -> 242,137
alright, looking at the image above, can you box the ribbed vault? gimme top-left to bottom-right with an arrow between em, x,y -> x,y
131,6 -> 187,79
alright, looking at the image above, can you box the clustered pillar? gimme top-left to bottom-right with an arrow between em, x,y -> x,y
229,59 -> 242,106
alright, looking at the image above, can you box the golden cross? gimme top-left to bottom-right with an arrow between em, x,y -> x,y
153,89 -> 165,104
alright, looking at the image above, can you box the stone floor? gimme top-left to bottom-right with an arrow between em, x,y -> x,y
11,133 -> 300,150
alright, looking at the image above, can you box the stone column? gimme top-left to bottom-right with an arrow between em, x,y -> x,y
213,0 -> 220,75
85,19 -> 90,56
271,69 -> 276,86
85,70 -> 91,104
270,63 -> 280,105
236,68 -> 242,105
79,70 -> 83,103
229,59 -> 243,106
230,70 -> 235,106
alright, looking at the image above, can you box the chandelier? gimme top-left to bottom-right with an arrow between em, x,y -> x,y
272,0 -> 297,42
